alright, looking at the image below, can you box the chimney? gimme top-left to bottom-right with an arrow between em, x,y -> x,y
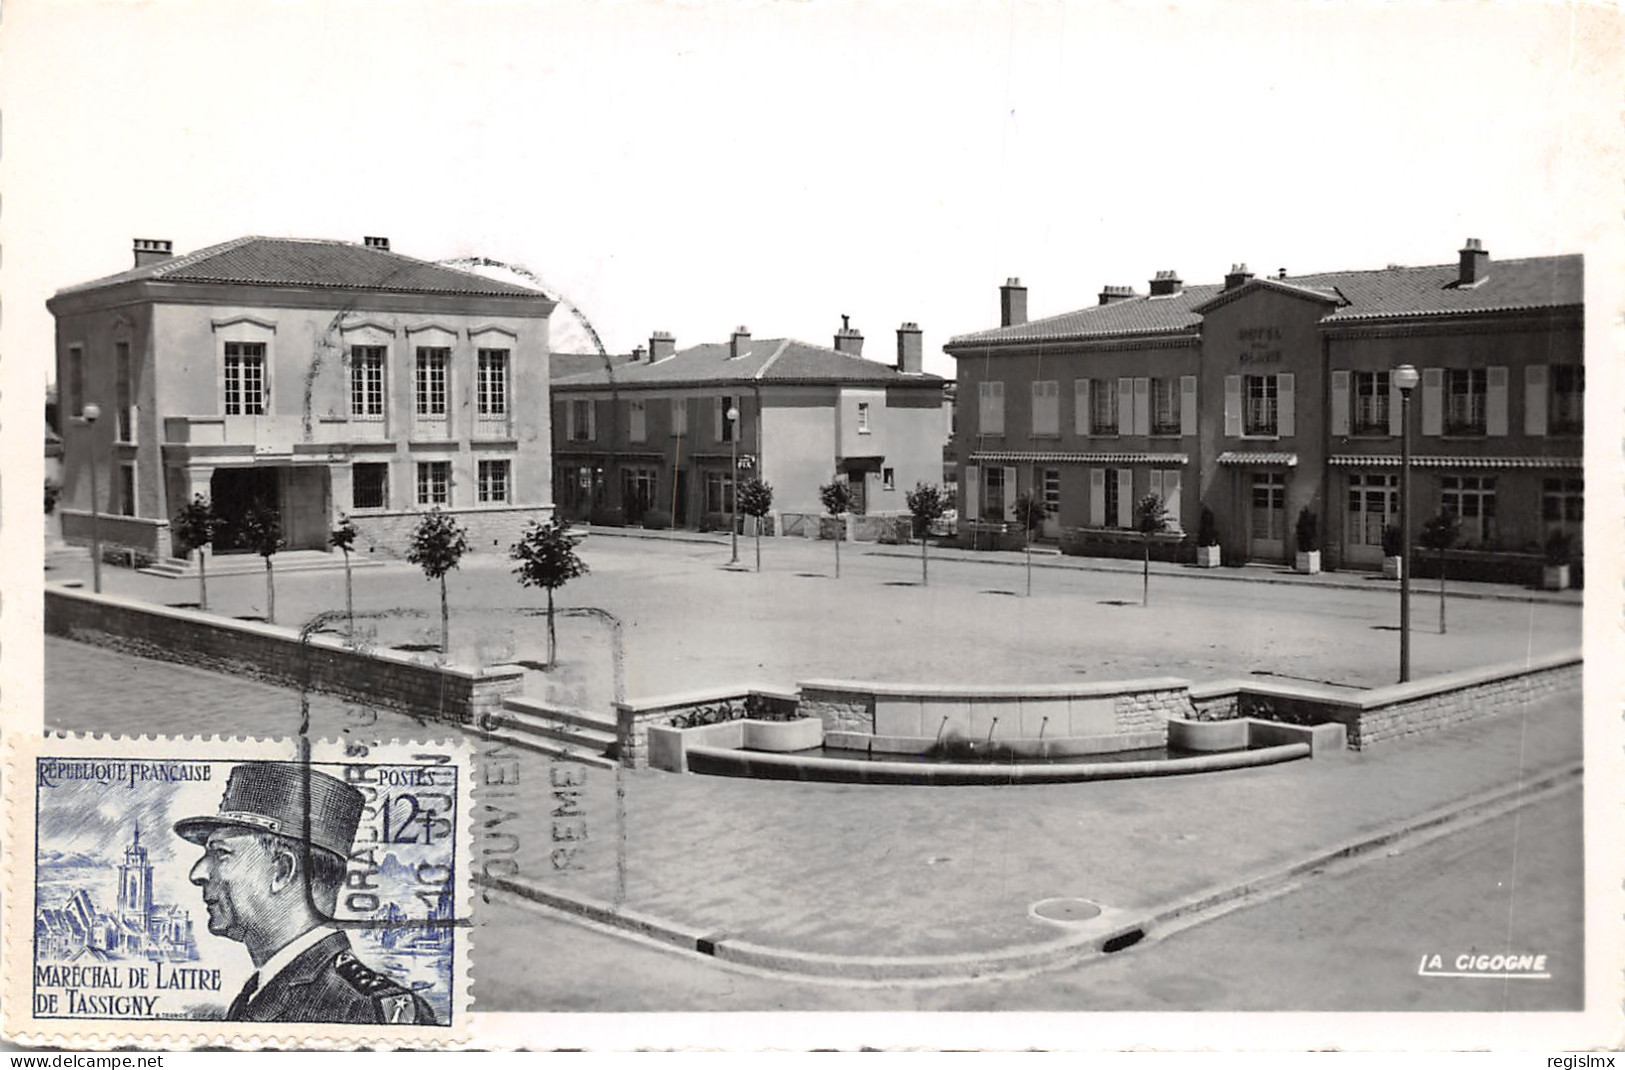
1458,238 -> 1489,285
132,239 -> 173,268
631,345 -> 648,363
999,278 -> 1028,327
729,326 -> 751,360
833,314 -> 865,356
1148,270 -> 1183,297
364,236 -> 391,251
648,331 -> 676,362
1224,263 -> 1255,291
1097,284 -> 1135,305
1277,267 -> 1288,280
895,322 -> 923,375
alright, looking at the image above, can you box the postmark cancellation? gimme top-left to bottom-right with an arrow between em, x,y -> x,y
3,733 -> 475,1048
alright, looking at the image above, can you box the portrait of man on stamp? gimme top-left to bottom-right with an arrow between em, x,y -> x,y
173,762 -> 437,1025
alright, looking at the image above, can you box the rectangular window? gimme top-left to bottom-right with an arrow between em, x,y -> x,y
704,470 -> 734,514
1091,379 -> 1118,435
68,346 -> 85,418
568,399 -> 595,441
856,401 -> 871,434
621,467 -> 658,519
1441,475 -> 1497,544
718,395 -> 739,442
115,342 -> 134,442
118,463 -> 136,517
1444,369 -> 1487,435
978,381 -> 1005,435
882,467 -> 895,491
1042,468 -> 1061,513
1353,371 -> 1390,435
223,342 -> 267,416
351,346 -> 386,418
353,463 -> 388,509
1103,467 -> 1122,528
983,466 -> 1006,521
671,398 -> 689,437
415,348 -> 449,416
1244,375 -> 1278,436
629,400 -> 647,443
1031,381 -> 1059,436
1150,379 -> 1180,435
1549,365 -> 1583,434
1346,473 -> 1399,548
1541,477 -> 1583,525
478,459 -> 510,504
416,461 -> 451,506
477,349 -> 508,416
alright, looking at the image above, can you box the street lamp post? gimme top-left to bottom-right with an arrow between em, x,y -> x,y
1393,364 -> 1420,683
727,405 -> 740,565
81,403 -> 104,594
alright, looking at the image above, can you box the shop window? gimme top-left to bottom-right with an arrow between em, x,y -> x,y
1244,375 -> 1278,437
223,342 -> 266,416
1091,379 -> 1118,435
621,468 -> 657,520
1346,473 -> 1399,548
1353,371 -> 1390,435
478,459 -> 510,504
1444,369 -> 1486,435
352,463 -> 388,510
978,381 -> 1005,435
416,461 -> 451,506
351,346 -> 386,419
1441,475 -> 1497,545
1541,477 -> 1583,528
1549,365 -> 1583,434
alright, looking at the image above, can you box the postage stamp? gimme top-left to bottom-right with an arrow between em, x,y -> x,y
3,733 -> 474,1049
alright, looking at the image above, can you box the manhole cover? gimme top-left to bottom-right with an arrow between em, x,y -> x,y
1031,897 -> 1103,923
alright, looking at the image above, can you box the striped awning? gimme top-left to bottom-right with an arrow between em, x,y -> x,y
1328,455 -> 1583,469
970,450 -> 1187,467
1216,451 -> 1298,467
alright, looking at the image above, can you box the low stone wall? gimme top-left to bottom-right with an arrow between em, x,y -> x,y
613,685 -> 800,768
798,678 -> 1192,744
1185,652 -> 1580,748
60,510 -> 173,562
348,505 -> 552,558
46,585 -> 523,726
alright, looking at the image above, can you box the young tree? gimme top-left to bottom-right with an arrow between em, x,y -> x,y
736,477 -> 775,573
511,516 -> 591,666
239,504 -> 282,624
905,482 -> 948,585
818,479 -> 854,579
407,510 -> 470,658
329,514 -> 359,636
171,495 -> 218,611
1134,493 -> 1172,606
1419,510 -> 1461,634
1013,490 -> 1050,596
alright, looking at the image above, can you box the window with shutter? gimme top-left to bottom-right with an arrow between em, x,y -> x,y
1074,379 -> 1091,435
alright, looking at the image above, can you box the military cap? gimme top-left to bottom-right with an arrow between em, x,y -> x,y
174,762 -> 364,859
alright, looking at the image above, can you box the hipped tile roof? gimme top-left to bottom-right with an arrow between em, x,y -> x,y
948,254 -> 1582,348
55,237 -> 550,299
551,337 -> 944,388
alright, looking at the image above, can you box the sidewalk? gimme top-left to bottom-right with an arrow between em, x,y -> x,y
579,523 -> 1583,607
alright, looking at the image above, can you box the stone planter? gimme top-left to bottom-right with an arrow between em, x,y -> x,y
742,717 -> 824,753
1382,555 -> 1403,580
1195,544 -> 1222,568
1542,563 -> 1570,591
1295,550 -> 1322,575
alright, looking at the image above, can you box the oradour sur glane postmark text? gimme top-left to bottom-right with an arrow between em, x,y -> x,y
3,734 -> 474,1048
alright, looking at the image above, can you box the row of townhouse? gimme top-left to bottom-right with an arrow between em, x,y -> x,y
50,236 -> 555,563
945,240 -> 1584,578
548,321 -> 948,531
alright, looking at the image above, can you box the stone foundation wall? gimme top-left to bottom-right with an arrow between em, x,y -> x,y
798,686 -> 876,734
1114,686 -> 1195,733
46,586 -> 523,725
1345,660 -> 1579,748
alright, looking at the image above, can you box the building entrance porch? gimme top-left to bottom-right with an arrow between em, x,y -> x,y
207,464 -> 331,554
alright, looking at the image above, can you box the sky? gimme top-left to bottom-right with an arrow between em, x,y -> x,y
3,0 -> 1619,382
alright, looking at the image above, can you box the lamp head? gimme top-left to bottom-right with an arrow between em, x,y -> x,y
726,406 -> 740,422
1393,365 -> 1420,393
81,403 -> 102,424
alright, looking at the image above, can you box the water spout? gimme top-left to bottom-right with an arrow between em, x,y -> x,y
1039,716 -> 1049,740
986,717 -> 999,745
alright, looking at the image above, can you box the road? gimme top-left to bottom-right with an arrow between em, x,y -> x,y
470,787 -> 1583,1015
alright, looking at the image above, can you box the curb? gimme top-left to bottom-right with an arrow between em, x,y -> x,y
478,757 -> 1582,982
860,547 -> 1580,607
